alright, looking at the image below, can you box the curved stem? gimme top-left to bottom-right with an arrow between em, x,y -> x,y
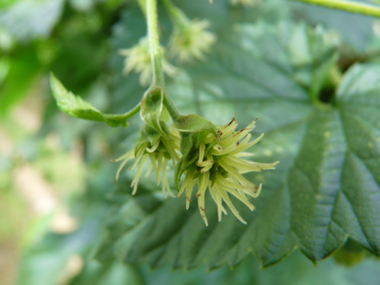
290,0 -> 380,18
122,103 -> 141,118
104,103 -> 141,121
163,93 -> 180,121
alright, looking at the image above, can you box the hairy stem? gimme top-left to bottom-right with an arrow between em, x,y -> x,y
146,0 -> 181,121
122,103 -> 142,119
147,0 -> 165,87
163,93 -> 180,121
290,0 -> 380,18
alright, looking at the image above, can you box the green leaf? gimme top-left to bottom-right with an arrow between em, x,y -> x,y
98,18 -> 380,271
50,74 -> 132,128
69,261 -> 144,285
141,250 -> 380,285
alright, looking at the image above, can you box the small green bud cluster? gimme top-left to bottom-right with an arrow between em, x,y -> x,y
119,37 -> 177,87
119,1 -> 216,87
168,17 -> 216,64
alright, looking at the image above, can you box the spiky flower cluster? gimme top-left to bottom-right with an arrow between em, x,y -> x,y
168,19 -> 216,63
114,124 -> 181,197
115,115 -> 278,226
177,116 -> 279,226
119,37 -> 177,87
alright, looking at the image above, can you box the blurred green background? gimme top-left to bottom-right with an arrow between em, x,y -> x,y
1,0 -> 380,284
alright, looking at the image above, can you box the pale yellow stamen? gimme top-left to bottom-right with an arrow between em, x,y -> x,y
229,175 -> 261,198
131,155 -> 148,195
235,152 -> 255,157
161,138 -> 180,161
223,156 -> 278,173
185,179 -> 196,209
130,147 -> 146,170
220,127 -> 247,147
197,172 -> 210,226
218,159 -> 258,188
178,176 -> 190,197
204,133 -> 216,144
115,150 -> 134,181
146,140 -> 160,153
215,184 -> 247,224
220,121 -> 238,139
161,159 -> 175,198
145,161 -> 153,177
197,143 -> 206,166
112,149 -> 134,162
209,186 -> 227,221
213,144 -> 222,152
215,180 -> 255,211
227,133 -> 264,156
155,152 -> 163,184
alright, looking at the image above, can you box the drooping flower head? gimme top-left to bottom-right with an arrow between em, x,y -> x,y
114,123 -> 181,197
176,115 -> 279,226
119,37 -> 177,87
168,18 -> 216,63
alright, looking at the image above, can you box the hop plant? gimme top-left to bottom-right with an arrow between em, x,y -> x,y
119,37 -> 177,86
114,124 -> 181,197
50,0 -> 279,227
168,19 -> 216,63
176,115 -> 279,226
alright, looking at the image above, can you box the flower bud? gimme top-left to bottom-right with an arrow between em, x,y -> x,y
119,36 -> 177,86
168,18 -> 216,63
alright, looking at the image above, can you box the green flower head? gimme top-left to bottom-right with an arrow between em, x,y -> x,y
114,124 -> 181,197
168,19 -> 216,63
177,115 -> 279,226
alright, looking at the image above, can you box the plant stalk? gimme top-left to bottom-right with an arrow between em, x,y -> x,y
147,0 -> 165,88
289,0 -> 380,18
104,103 -> 141,123
146,0 -> 181,121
